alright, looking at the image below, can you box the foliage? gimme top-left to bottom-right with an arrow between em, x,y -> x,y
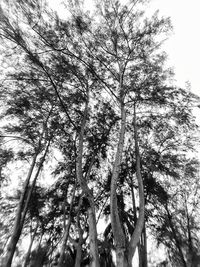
0,0 -> 199,266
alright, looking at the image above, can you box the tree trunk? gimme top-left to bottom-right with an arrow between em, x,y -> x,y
58,183 -> 77,267
4,153 -> 38,267
23,223 -> 38,267
4,140 -> 50,267
138,224 -> 148,267
76,91 -> 100,267
138,241 -> 143,267
74,241 -> 82,267
166,205 -> 187,267
88,197 -> 100,267
128,105 -> 145,266
74,210 -> 84,267
143,223 -> 148,267
131,179 -> 143,267
29,245 -> 47,267
110,102 -> 127,267
21,140 -> 50,222
130,177 -> 137,226
185,197 -> 194,266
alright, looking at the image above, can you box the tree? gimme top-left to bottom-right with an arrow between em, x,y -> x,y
0,87 -> 54,266
150,158 -> 200,267
0,0 -> 199,266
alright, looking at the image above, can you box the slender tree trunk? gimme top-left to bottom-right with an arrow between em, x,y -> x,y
75,241 -> 82,267
110,102 -> 127,267
138,241 -> 143,267
57,217 -> 73,266
76,91 -> 100,267
21,141 -> 50,222
130,177 -> 137,226
4,153 -> 38,267
138,224 -> 148,267
74,213 -> 84,267
131,180 -> 143,267
4,140 -> 50,267
143,223 -> 148,267
58,183 -> 77,267
128,105 -> 145,266
88,196 -> 100,267
23,223 -> 38,267
185,197 -> 194,266
166,205 -> 187,267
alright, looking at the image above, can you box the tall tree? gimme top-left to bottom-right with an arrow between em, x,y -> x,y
0,1 -> 199,266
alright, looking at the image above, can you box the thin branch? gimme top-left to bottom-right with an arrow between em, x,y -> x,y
0,135 -> 34,146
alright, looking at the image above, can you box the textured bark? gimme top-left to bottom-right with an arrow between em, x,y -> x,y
128,106 -> 145,266
110,103 -> 127,266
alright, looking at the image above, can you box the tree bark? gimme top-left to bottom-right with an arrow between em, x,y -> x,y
74,210 -> 84,267
131,180 -> 143,267
138,223 -> 148,267
130,177 -> 137,226
88,196 -> 100,267
58,183 -> 77,267
75,240 -> 82,267
143,223 -> 148,267
127,105 -> 145,266
110,102 -> 127,267
76,91 -> 100,267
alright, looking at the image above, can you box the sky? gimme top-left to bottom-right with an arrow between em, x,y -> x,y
148,0 -> 200,98
146,0 -> 200,139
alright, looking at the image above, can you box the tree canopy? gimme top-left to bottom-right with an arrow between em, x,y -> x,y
0,0 -> 200,266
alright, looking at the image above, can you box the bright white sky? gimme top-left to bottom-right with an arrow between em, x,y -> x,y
148,0 -> 200,97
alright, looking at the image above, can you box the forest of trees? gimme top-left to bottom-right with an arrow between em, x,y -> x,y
0,0 -> 200,266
